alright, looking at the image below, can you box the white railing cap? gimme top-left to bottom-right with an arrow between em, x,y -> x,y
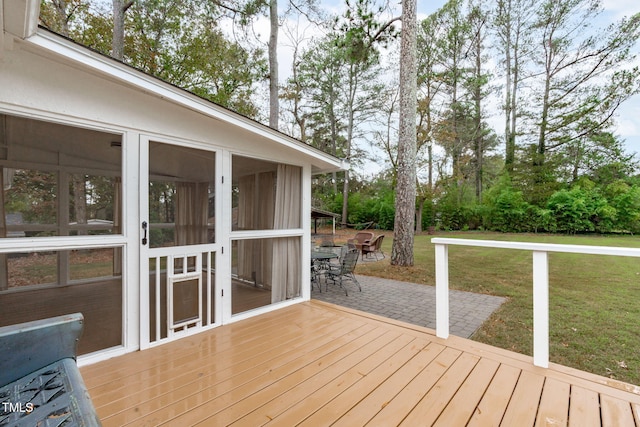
431,238 -> 640,257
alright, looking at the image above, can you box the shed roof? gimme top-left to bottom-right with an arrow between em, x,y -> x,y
311,208 -> 341,220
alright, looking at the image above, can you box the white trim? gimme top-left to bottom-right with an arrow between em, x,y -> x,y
77,345 -> 128,367
148,243 -> 222,256
301,164 -> 312,302
0,236 -> 125,253
228,297 -> 303,323
431,237 -> 640,257
230,229 -> 305,240
219,150 -> 232,323
435,243 -> 449,339
145,322 -> 221,349
122,131 -> 139,353
139,136 -> 151,349
532,251 -> 549,368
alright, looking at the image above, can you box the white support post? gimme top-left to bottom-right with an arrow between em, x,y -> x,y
435,243 -> 449,339
532,250 -> 549,368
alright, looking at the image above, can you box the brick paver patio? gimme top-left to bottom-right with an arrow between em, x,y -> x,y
312,274 -> 505,338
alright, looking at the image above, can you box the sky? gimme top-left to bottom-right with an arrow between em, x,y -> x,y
262,0 -> 640,174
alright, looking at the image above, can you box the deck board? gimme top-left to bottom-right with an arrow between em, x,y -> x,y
601,394 -> 636,427
81,301 -> 640,427
399,352 -> 481,426
193,326 -> 389,425
432,358 -> 501,426
467,364 -> 522,426
535,377 -> 570,427
333,342 -> 455,426
501,370 -> 546,427
568,386 -> 601,427
119,319 -> 374,425
297,337 -> 431,426
94,310 -> 350,423
161,323 -> 380,426
94,311 -> 346,416
227,330 -> 402,426
263,333 -> 418,426
93,311 -> 345,412
363,345 -> 457,426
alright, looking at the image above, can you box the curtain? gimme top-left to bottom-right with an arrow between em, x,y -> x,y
237,172 -> 277,286
237,175 -> 255,281
271,165 -> 302,302
175,182 -> 208,246
257,172 -> 275,288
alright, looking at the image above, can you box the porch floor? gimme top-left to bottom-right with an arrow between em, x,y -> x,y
81,301 -> 640,426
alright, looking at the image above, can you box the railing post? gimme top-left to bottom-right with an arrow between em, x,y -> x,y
532,250 -> 549,368
435,243 -> 449,339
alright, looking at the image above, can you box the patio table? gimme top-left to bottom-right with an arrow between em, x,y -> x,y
311,251 -> 339,260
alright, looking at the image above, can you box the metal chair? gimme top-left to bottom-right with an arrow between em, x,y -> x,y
318,234 -> 335,248
326,247 -> 361,296
311,261 -> 323,292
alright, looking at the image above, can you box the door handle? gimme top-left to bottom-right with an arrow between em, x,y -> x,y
142,221 -> 148,245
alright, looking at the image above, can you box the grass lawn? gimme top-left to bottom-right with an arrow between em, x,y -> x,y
354,231 -> 640,385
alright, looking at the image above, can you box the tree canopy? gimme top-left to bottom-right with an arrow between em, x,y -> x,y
39,0 -> 640,235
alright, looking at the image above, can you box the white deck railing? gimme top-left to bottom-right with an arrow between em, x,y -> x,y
432,237 -> 640,368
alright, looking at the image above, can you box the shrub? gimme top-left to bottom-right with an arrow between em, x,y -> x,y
607,181 -> 640,233
547,188 -> 589,233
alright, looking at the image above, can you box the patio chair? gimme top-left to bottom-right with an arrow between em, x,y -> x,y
340,243 -> 353,257
347,231 -> 374,246
361,234 -> 385,260
326,247 -> 361,296
327,243 -> 356,264
347,231 -> 374,258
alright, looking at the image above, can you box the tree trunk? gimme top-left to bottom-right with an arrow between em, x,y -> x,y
537,59 -> 552,166
112,0 -> 125,60
428,143 -> 433,190
502,0 -> 515,172
112,1 -> 133,61
498,0 -> 529,174
473,17 -> 483,201
341,103 -> 355,227
55,0 -> 70,36
450,60 -> 461,178
415,197 -> 424,234
391,0 -> 417,267
268,0 -> 279,130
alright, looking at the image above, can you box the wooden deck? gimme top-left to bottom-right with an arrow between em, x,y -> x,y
81,300 -> 640,426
